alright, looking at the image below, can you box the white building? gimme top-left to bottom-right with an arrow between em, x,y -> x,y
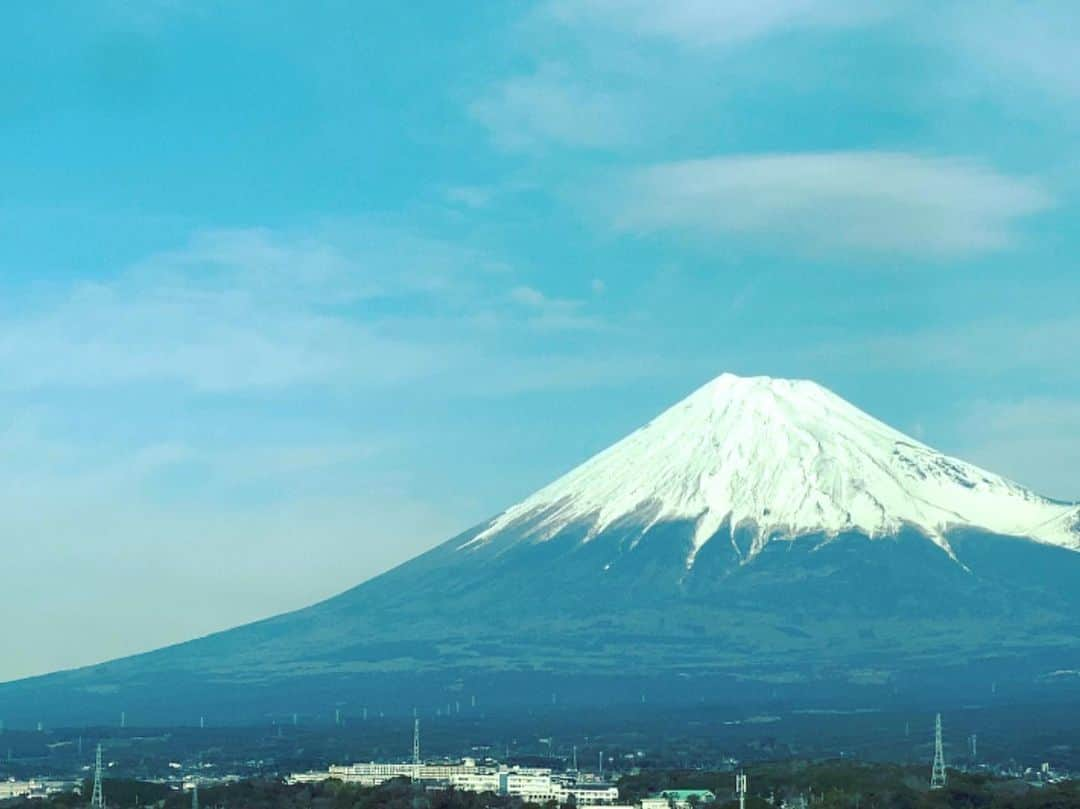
641,798 -> 670,809
0,780 -> 45,800
448,771 -> 501,793
327,761 -> 490,786
563,784 -> 622,805
290,759 -> 622,806
287,771 -> 329,785
501,769 -> 619,804
504,770 -> 561,803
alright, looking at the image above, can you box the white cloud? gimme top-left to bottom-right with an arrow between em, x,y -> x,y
608,152 -> 1051,257
0,225 -> 617,394
546,0 -> 891,49
96,0 -> 203,30
469,1 -> 896,152
946,3 -> 1080,102
444,185 -> 496,209
508,285 -> 604,332
0,225 -> 485,393
509,285 -> 549,307
0,222 -> 640,680
956,398 -> 1080,501
469,64 -> 637,151
0,279 -> 432,393
810,316 -> 1080,379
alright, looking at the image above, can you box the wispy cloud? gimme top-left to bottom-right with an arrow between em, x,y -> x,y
0,225 -> 480,392
956,397 -> 1080,501
808,316 -> 1080,379
472,1 -> 885,152
0,225 -> 618,394
508,284 -> 604,332
0,217 -> 643,680
945,3 -> 1080,103
545,0 -> 891,49
96,0 -> 203,30
606,152 -> 1051,257
443,185 -> 496,209
469,64 -> 638,152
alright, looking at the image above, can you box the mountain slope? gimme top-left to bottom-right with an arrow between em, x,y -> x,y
2,373 -> 1078,724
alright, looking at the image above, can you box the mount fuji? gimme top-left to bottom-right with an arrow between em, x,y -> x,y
466,373 -> 1078,563
4,374 -> 1079,724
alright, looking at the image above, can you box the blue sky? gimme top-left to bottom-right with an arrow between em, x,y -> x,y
2,1 -> 1079,681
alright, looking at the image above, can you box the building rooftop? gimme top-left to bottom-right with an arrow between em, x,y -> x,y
657,790 -> 717,800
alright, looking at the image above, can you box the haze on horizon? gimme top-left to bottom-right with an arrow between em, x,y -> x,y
2,1 -> 1079,683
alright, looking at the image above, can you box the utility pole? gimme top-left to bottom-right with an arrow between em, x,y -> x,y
90,743 -> 105,809
413,718 -> 421,771
930,714 -> 947,789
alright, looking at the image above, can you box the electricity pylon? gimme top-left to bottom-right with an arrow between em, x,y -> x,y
90,743 -> 105,808
930,714 -> 947,789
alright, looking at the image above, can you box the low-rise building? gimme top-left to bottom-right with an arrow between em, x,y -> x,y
0,779 -> 45,800
657,789 -> 717,809
448,771 -> 501,793
502,769 -> 560,802
327,762 -> 486,785
287,771 -> 329,785
564,783 -> 621,805
289,759 -> 622,806
641,797 -> 671,809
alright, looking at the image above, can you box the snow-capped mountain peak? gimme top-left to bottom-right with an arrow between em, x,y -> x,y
465,373 -> 1080,564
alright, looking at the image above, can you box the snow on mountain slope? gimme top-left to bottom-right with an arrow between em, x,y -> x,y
463,374 -> 1080,565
